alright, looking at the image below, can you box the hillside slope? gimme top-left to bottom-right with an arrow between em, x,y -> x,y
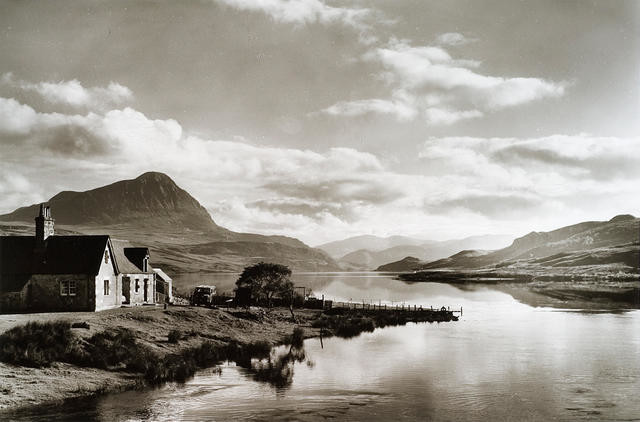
337,234 -> 512,270
413,215 -> 639,273
0,172 -> 339,273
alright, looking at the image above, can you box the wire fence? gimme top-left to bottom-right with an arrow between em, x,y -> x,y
328,300 -> 462,314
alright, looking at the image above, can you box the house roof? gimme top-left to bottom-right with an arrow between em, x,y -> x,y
123,247 -> 150,272
153,268 -> 172,282
110,240 -> 153,274
0,235 -> 111,292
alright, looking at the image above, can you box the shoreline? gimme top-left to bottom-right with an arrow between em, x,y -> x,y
0,304 -> 456,413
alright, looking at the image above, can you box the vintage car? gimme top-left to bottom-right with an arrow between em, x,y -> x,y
190,285 -> 217,307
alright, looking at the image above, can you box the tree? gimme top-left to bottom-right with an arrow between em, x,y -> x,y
235,262 -> 294,307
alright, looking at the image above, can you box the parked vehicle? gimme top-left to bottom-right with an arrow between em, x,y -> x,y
190,285 -> 216,307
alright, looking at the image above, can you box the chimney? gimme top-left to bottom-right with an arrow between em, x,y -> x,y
35,204 -> 55,244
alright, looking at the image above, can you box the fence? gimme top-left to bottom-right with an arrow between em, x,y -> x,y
328,300 -> 462,315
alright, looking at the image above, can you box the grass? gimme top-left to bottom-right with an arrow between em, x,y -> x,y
312,308 -> 453,339
0,319 -> 281,386
0,321 -> 83,368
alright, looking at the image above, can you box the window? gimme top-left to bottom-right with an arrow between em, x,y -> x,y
104,250 -> 109,264
135,279 -> 140,293
60,280 -> 77,296
103,279 -> 110,296
143,257 -> 148,272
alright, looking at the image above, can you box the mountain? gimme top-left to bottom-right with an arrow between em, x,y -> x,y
0,172 -> 219,231
317,235 -> 428,258
340,245 -> 429,270
386,215 -> 639,273
330,234 -> 512,270
376,256 -> 423,272
0,172 -> 339,273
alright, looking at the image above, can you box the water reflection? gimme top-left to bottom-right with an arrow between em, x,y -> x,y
245,342 -> 312,391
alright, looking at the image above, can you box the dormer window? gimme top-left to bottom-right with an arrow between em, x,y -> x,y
104,250 -> 109,264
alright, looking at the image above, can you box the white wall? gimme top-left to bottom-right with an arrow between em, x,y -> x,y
94,244 -> 119,311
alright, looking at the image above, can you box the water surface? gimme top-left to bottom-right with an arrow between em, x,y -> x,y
10,273 -> 640,421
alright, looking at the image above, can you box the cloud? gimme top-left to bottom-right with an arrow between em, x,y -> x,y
419,135 -> 640,199
319,38 -> 566,125
319,98 -> 417,121
0,97 -> 38,135
429,194 -> 539,217
424,107 -> 483,125
2,89 -> 638,244
213,0 -> 372,29
1,73 -> 133,110
435,32 -> 476,46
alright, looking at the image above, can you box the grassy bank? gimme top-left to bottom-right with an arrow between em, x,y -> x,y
0,304 -> 457,411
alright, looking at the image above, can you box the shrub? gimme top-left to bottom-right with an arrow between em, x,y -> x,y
81,328 -> 139,369
167,329 -> 182,344
287,328 -> 305,348
0,321 -> 82,368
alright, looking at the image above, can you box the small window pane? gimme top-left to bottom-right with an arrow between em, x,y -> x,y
69,280 -> 77,296
60,281 -> 69,296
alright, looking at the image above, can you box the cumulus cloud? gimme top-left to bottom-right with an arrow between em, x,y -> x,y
0,97 -> 38,135
319,38 -> 566,125
213,0 -> 372,29
1,73 -> 133,110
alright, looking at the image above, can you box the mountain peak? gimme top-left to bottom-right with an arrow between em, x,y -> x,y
0,172 -> 220,232
609,214 -> 636,223
135,171 -> 176,184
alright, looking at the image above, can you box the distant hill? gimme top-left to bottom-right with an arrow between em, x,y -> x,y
0,172 -> 339,273
376,256 -> 423,272
382,215 -> 639,273
317,235 -> 428,258
340,245 -> 429,270
329,234 -> 512,270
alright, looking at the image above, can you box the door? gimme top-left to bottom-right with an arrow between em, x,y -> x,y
143,279 -> 148,302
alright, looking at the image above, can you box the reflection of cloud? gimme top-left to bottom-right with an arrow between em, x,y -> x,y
319,38 -> 566,125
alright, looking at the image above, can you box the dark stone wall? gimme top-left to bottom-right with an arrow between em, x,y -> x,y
0,274 -> 94,313
27,274 -> 94,312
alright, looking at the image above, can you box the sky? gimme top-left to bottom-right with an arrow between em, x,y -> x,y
0,0 -> 639,245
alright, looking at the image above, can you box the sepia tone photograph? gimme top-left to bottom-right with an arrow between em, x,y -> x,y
0,0 -> 638,420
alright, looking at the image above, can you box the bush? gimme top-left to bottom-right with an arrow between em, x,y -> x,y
335,317 -> 375,338
167,329 -> 182,344
81,328 -> 140,369
0,321 -> 82,368
286,328 -> 305,348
